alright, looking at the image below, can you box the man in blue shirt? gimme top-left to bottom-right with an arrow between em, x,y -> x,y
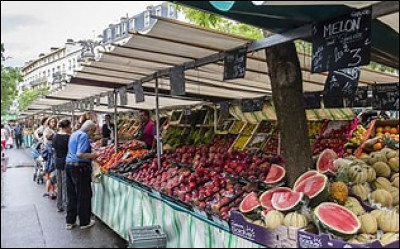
13,122 -> 24,149
65,120 -> 99,230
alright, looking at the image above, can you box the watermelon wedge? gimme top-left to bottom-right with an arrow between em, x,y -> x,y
271,191 -> 306,212
293,171 -> 320,189
264,164 -> 286,184
317,149 -> 339,175
239,192 -> 262,220
314,202 -> 361,238
259,187 -> 291,210
294,174 -> 329,207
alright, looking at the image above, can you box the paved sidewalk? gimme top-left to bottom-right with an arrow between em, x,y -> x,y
1,148 -> 127,248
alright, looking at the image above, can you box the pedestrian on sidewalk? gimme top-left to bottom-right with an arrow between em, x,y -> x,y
65,120 -> 99,230
42,132 -> 57,199
44,116 -> 58,144
52,119 -> 72,212
13,122 -> 24,149
1,124 -> 10,153
34,117 -> 48,144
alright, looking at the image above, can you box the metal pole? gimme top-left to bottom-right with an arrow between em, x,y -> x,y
71,109 -> 75,130
155,78 -> 162,170
114,91 -> 119,154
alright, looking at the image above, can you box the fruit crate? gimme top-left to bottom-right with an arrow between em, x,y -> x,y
256,120 -> 276,134
230,134 -> 252,151
229,120 -> 246,135
262,129 -> 281,155
245,133 -> 269,152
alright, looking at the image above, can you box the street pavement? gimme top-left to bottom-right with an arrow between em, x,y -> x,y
1,148 -> 127,248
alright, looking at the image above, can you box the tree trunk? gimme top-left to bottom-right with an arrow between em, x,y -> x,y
265,41 -> 313,188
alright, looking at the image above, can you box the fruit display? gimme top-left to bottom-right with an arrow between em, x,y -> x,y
346,125 -> 368,155
256,121 -> 276,134
229,120 -> 246,134
312,121 -> 355,156
245,134 -> 268,151
118,119 -> 141,140
375,124 -> 399,142
308,121 -> 325,146
241,123 -> 258,136
263,129 -> 280,155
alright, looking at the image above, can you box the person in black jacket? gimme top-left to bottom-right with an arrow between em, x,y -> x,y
52,120 -> 72,212
102,115 -> 114,140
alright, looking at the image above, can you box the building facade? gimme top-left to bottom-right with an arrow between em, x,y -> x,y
20,40 -> 84,93
102,3 -> 177,45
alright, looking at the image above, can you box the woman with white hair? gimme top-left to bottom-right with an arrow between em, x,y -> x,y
65,120 -> 99,230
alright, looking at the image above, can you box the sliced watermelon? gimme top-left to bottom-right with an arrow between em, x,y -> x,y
314,202 -> 361,238
239,192 -> 262,220
293,171 -> 320,189
259,187 -> 291,210
317,149 -> 339,175
264,164 -> 286,184
271,191 -> 306,212
294,174 -> 329,207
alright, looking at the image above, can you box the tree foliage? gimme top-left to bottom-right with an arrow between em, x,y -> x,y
17,87 -> 49,112
176,5 -> 263,39
1,43 -> 20,115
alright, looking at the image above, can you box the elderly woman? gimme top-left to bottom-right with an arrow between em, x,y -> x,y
43,116 -> 58,144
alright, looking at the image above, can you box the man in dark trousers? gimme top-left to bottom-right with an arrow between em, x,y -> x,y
65,120 -> 99,230
13,122 -> 24,149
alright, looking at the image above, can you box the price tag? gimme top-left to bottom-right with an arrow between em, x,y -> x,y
224,48 -> 247,80
121,152 -> 130,160
133,82 -> 145,103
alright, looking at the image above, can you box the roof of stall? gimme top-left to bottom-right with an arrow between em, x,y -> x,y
176,1 -> 399,68
71,18 -> 398,100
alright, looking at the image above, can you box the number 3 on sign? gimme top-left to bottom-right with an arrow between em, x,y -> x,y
349,48 -> 362,67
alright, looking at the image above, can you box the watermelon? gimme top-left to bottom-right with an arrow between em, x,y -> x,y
271,191 -> 307,212
314,203 -> 361,238
264,164 -> 286,184
259,187 -> 292,210
294,174 -> 329,207
293,171 -> 320,189
239,192 -> 262,220
317,149 -> 339,175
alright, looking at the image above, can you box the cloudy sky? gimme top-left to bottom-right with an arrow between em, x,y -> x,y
1,1 -> 163,67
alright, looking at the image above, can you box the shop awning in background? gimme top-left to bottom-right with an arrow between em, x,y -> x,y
1,115 -> 17,121
230,103 -> 355,123
176,1 -> 399,68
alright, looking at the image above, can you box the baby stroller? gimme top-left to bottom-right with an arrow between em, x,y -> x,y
32,143 -> 44,184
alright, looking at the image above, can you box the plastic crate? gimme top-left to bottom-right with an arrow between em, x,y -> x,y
128,226 -> 167,248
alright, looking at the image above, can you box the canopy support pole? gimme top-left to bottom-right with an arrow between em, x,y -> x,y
114,90 -> 119,154
155,77 -> 162,170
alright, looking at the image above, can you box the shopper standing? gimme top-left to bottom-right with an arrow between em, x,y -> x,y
1,124 -> 10,153
13,122 -> 24,149
65,120 -> 98,230
53,120 -> 72,212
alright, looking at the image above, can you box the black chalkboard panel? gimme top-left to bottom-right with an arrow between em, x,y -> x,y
345,86 -> 372,108
324,67 -> 361,97
241,98 -> 264,112
220,101 -> 231,114
170,66 -> 186,96
304,92 -> 322,110
224,48 -> 247,80
133,82 -> 145,103
373,84 -> 399,111
323,95 -> 344,108
312,7 -> 372,73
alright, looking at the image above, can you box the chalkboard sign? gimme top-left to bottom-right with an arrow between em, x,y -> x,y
241,98 -> 264,112
312,7 -> 372,73
220,101 -> 231,114
323,95 -> 344,108
224,48 -> 247,80
119,87 -> 128,106
95,95 -> 101,107
325,67 -> 361,97
89,97 -> 95,111
345,86 -> 371,108
373,84 -> 399,111
133,82 -> 145,103
170,66 -> 186,96
304,92 -> 322,110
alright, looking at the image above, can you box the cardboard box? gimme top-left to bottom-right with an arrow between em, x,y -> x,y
298,228 -> 399,248
230,211 -> 299,248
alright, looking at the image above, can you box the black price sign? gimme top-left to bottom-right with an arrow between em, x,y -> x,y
170,66 -> 186,96
373,84 -> 399,111
323,95 -> 344,108
312,7 -> 372,73
224,48 -> 247,80
220,101 -> 231,114
304,92 -> 322,110
345,86 -> 371,108
108,92 -> 115,108
241,98 -> 264,112
325,67 -> 361,97
133,82 -> 145,103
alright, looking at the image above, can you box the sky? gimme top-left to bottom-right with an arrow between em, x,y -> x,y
1,1 -> 163,68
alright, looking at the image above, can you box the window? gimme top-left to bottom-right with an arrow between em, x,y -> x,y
122,22 -> 128,35
107,28 -> 112,41
115,25 -> 121,38
68,59 -> 72,70
129,19 -> 135,31
144,11 -> 151,27
155,6 -> 162,16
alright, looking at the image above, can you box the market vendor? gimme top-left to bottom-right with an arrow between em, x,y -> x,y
102,114 -> 115,140
137,110 -> 155,149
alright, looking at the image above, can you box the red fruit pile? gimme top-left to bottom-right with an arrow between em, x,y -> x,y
312,122 -> 352,155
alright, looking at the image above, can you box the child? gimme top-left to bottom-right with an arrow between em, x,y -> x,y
42,132 -> 57,199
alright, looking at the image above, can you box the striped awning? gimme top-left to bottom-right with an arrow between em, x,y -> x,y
230,103 -> 355,123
